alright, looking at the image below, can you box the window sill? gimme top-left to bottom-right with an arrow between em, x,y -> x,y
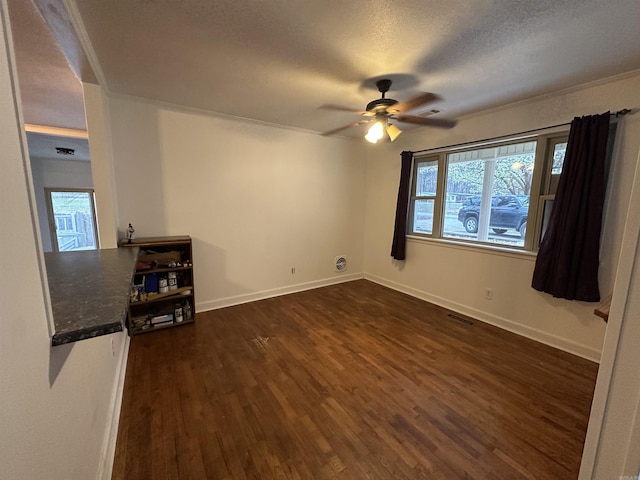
406,234 -> 538,261
45,248 -> 138,346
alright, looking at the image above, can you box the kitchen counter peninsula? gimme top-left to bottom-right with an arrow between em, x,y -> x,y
46,248 -> 138,346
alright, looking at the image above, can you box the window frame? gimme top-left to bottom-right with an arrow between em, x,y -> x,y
408,156 -> 444,237
408,131 -> 568,253
531,135 -> 568,249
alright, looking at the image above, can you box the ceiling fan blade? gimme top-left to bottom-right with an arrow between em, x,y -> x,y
322,119 -> 372,136
387,92 -> 439,114
395,115 -> 457,129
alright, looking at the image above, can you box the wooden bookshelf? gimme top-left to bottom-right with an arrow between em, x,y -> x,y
120,236 -> 196,335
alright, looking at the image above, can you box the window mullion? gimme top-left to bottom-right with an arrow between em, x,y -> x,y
431,153 -> 446,237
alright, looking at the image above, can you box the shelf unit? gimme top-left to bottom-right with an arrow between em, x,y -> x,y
120,235 -> 195,335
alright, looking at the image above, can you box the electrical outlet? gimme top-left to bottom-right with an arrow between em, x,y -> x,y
484,288 -> 493,300
291,267 -> 296,274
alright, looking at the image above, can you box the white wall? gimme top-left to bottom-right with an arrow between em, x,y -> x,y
363,72 -> 640,361
30,156 -> 93,252
583,145 -> 640,479
0,5 -> 128,479
108,97 -> 366,309
84,83 -> 119,249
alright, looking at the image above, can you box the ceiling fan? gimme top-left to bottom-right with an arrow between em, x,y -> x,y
322,79 -> 457,143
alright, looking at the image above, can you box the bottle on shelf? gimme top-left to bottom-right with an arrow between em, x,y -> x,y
184,300 -> 192,321
168,272 -> 178,291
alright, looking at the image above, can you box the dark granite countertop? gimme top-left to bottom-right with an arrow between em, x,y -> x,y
46,248 -> 138,346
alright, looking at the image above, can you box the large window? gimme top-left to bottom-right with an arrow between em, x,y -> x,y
409,133 -> 566,251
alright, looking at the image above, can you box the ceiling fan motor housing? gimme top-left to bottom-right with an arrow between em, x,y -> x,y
366,79 -> 398,113
376,79 -> 392,94
366,98 -> 398,113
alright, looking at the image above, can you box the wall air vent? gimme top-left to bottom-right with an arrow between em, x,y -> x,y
335,255 -> 347,273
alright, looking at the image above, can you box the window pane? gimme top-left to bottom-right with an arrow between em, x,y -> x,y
443,142 -> 535,247
552,142 -> 567,175
415,160 -> 438,196
549,142 -> 567,194
51,191 -> 97,251
442,159 -> 484,240
413,199 -> 434,234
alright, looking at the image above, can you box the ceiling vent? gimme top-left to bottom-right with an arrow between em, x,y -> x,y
55,147 -> 75,155
418,109 -> 441,117
335,255 -> 347,273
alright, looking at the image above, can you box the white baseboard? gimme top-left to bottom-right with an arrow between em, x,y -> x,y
197,271 -> 600,361
197,273 -> 364,312
364,273 -> 601,363
97,333 -> 131,480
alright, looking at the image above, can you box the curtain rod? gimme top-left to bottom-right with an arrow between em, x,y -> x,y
411,108 -> 632,155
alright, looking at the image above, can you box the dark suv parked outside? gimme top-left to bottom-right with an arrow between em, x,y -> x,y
457,195 -> 529,237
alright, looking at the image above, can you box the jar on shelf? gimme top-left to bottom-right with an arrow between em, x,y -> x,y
175,304 -> 184,323
168,272 -> 178,291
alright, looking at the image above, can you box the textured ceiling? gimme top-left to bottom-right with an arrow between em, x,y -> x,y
8,0 -> 86,130
71,0 -> 640,135
9,0 -> 640,139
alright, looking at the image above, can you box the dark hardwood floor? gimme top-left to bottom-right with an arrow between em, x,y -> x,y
112,280 -> 598,480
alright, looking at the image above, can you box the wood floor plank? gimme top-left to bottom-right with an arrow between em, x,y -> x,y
175,435 -> 208,480
113,280 -> 598,479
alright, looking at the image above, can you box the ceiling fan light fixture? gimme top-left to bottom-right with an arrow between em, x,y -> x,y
387,123 -> 402,142
365,120 -> 385,143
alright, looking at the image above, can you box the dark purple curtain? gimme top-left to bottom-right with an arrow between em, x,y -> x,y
532,112 -> 610,301
391,151 -> 413,260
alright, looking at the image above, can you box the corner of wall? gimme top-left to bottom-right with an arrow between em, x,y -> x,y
83,82 -> 119,248
96,332 -> 130,480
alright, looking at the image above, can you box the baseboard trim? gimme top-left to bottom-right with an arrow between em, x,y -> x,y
196,271 -> 600,361
197,273 -> 365,312
364,273 -> 601,363
97,333 -> 131,480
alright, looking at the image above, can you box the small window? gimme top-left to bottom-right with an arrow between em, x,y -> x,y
46,189 -> 99,252
410,158 -> 440,235
533,136 -> 568,247
55,215 -> 75,232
